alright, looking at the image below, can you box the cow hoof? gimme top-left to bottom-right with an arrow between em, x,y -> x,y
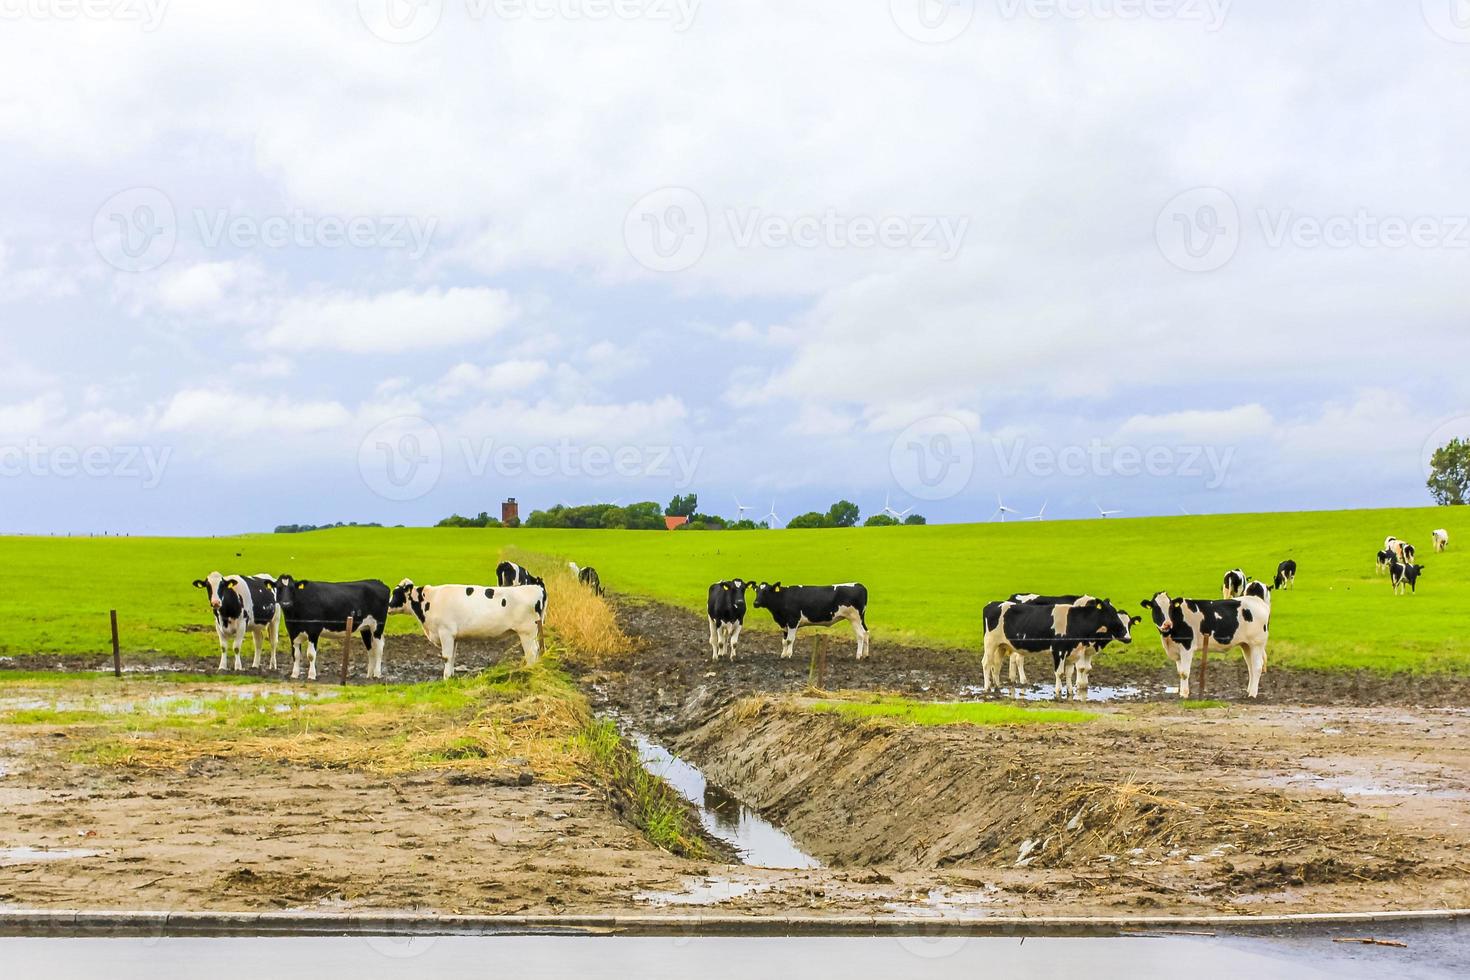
307,670 -> 317,681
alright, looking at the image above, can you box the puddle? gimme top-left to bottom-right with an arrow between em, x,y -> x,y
634,876 -> 774,907
0,847 -> 103,867
882,885 -> 1000,918
1274,773 -> 1470,800
626,731 -> 819,870
957,684 -> 1143,703
2,688 -> 339,719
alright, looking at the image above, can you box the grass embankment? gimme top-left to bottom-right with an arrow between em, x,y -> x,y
811,695 -> 1097,726
0,505 -> 1463,674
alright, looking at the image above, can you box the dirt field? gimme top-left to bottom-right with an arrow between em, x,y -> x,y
3,597 -> 1470,918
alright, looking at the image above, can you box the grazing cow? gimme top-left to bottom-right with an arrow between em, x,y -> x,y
1389,561 -> 1425,595
1376,548 -> 1396,574
1384,536 -> 1408,562
1221,568 -> 1247,599
192,572 -> 281,671
390,579 -> 545,678
706,579 -> 753,660
568,562 -> 604,595
1144,593 -> 1271,698
752,582 -> 870,659
1273,560 -> 1297,590
271,576 -> 390,681
496,561 -> 537,587
1244,579 -> 1272,602
982,597 -> 1135,699
1433,529 -> 1449,553
1008,593 -> 1089,605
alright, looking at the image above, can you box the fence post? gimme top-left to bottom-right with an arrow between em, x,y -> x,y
110,610 -> 121,678
1197,641 -> 1209,701
340,616 -> 355,686
809,634 -> 825,690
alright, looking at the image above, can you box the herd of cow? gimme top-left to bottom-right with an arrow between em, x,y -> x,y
190,526 -> 1449,699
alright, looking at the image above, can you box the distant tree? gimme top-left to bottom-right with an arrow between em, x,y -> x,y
679,512 -> 728,530
727,519 -> 761,530
903,514 -> 927,525
786,511 -> 829,529
274,521 -> 382,534
1428,437 -> 1470,505
666,493 -> 699,518
864,513 -> 900,527
434,512 -> 502,528
826,499 -> 860,528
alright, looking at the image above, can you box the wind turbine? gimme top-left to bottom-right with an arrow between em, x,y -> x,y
1021,500 -> 1048,522
1094,500 -> 1122,519
992,494 -> 1021,523
763,501 -> 781,528
734,496 -> 752,522
882,493 -> 912,522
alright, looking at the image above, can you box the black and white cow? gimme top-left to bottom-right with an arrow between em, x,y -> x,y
1376,548 -> 1396,574
271,576 -> 390,681
707,579 -> 753,660
1142,592 -> 1271,698
1389,561 -> 1425,595
1007,593 -> 1088,605
389,579 -> 545,679
1433,529 -> 1449,553
1402,543 -> 1417,564
496,561 -> 537,587
1221,568 -> 1247,599
1244,579 -> 1272,603
1273,560 -> 1297,590
192,572 -> 281,671
1385,536 -> 1406,561
982,597 -> 1136,699
752,583 -> 870,659
568,562 -> 603,595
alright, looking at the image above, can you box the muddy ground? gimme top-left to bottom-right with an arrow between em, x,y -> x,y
3,597 -> 1470,918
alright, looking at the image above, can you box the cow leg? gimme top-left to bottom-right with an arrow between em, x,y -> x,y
1175,647 -> 1194,699
1073,652 -> 1091,701
216,623 -> 229,671
269,614 -> 280,670
517,626 -> 540,667
305,635 -> 319,682
1245,644 -> 1266,698
846,610 -> 870,660
289,634 -> 302,680
1053,655 -> 1066,700
231,623 -> 245,671
250,627 -> 263,669
440,630 -> 457,680
728,621 -> 742,660
780,628 -> 797,659
708,617 -> 721,660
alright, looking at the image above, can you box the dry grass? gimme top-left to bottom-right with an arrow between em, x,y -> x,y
502,547 -> 635,662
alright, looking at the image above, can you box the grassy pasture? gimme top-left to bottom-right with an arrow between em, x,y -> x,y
811,696 -> 1097,726
0,504 -> 1463,673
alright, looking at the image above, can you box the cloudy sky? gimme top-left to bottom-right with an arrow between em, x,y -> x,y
2,1 -> 1468,534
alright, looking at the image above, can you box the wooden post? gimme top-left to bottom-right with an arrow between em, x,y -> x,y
808,634 -> 825,690
340,616 -> 355,686
110,610 -> 121,678
1197,641 -> 1209,701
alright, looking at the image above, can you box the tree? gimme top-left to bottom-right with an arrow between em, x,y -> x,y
786,511 -> 829,529
1428,437 -> 1470,506
864,513 -> 900,527
666,493 -> 699,518
826,499 -> 860,528
903,513 -> 927,525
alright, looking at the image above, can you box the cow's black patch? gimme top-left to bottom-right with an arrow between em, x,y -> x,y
466,587 -> 474,596
1242,607 -> 1253,622
484,588 -> 494,598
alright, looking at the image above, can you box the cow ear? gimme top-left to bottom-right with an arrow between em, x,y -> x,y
722,583 -> 730,591
1131,616 -> 1142,625
1138,601 -> 1149,610
193,579 -> 206,588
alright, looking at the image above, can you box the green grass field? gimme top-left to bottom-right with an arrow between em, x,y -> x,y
0,505 -> 1463,673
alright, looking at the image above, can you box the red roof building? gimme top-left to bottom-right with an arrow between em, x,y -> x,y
664,515 -> 690,530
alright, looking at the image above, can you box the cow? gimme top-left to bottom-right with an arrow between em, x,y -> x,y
389,579 -> 545,679
1402,543 -> 1417,564
192,572 -> 281,671
271,576 -> 390,681
568,562 -> 603,595
1376,548 -> 1396,574
496,561 -> 537,587
981,597 -> 1135,699
1008,593 -> 1089,605
1433,529 -> 1449,553
1389,561 -> 1425,595
1143,593 -> 1270,698
707,579 -> 753,660
1244,579 -> 1272,602
1384,536 -> 1408,561
1221,568 -> 1247,598
752,582 -> 870,659
1273,560 -> 1297,590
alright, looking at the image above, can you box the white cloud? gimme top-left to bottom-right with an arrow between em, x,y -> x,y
1116,404 -> 1276,442
259,287 -> 518,353
158,389 -> 351,434
425,359 -> 550,400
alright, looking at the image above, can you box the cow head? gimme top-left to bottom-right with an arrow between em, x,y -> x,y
1245,580 -> 1272,602
193,571 -> 228,610
272,574 -> 306,609
752,582 -> 781,609
388,578 -> 419,613
1140,591 -> 1173,634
